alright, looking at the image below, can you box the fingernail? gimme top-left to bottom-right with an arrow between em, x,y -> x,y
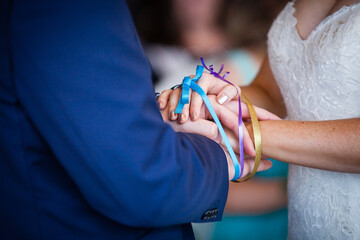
174,112 -> 179,120
159,102 -> 164,108
218,94 -> 228,104
171,111 -> 176,120
192,112 -> 197,121
180,113 -> 186,122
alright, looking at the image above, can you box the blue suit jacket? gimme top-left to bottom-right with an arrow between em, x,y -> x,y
0,0 -> 228,239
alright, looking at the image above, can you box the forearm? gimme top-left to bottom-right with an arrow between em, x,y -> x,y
225,179 -> 287,214
248,119 -> 360,173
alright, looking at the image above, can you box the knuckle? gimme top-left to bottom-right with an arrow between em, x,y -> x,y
208,122 -> 219,140
164,89 -> 172,93
208,95 -> 217,104
162,89 -> 171,96
170,92 -> 179,101
198,75 -> 209,87
227,85 -> 237,95
191,90 -> 198,98
214,132 -> 222,144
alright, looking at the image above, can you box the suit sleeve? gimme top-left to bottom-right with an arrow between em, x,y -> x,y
10,0 -> 229,227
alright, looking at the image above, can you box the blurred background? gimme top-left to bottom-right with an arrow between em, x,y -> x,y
128,0 -> 289,239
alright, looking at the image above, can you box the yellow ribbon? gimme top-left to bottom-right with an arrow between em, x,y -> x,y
234,94 -> 262,182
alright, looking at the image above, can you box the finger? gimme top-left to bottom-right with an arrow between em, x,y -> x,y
243,159 -> 273,174
178,90 -> 191,123
225,100 -> 282,120
160,107 -> 170,122
209,97 -> 257,156
222,141 -> 268,161
198,103 -> 207,120
189,73 -> 222,121
217,84 -> 241,105
168,88 -> 181,121
208,97 -> 239,138
221,124 -> 255,157
189,73 -> 230,121
226,153 -> 272,181
234,158 -> 272,181
173,119 -> 221,143
157,89 -> 172,110
223,127 -> 239,153
225,101 -> 250,118
243,124 -> 256,156
252,105 -> 282,120
208,96 -> 256,155
189,83 -> 208,121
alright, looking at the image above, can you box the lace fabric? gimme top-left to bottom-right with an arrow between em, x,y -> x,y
267,2 -> 360,239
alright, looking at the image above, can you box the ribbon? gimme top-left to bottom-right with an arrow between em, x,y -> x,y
239,94 -> 262,181
200,58 -> 245,180
175,60 -> 262,182
175,65 -> 241,181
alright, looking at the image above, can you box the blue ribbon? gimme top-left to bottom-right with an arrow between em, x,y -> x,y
174,65 -> 203,113
175,65 -> 241,181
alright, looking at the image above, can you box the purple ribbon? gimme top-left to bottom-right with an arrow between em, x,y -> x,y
200,58 -> 244,178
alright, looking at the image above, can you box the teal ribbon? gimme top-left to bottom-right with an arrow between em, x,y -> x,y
175,65 -> 241,181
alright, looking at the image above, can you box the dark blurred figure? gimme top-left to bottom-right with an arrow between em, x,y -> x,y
128,0 -> 286,90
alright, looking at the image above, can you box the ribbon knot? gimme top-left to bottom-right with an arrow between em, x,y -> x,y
175,65 -> 204,114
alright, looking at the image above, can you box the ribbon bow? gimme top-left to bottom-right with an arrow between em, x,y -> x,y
175,65 -> 204,114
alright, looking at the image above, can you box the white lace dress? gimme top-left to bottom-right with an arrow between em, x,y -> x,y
267,2 -> 360,239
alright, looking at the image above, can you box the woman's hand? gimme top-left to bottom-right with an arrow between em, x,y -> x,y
158,86 -> 281,156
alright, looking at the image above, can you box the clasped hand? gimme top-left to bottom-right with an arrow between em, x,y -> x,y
158,72 -> 280,180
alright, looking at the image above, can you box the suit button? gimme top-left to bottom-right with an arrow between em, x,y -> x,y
202,210 -> 212,220
202,208 -> 219,221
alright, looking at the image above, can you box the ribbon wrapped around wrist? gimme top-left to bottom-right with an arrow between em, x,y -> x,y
175,59 -> 262,182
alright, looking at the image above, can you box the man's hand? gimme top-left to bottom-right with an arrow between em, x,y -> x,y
160,102 -> 222,143
159,98 -> 274,180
